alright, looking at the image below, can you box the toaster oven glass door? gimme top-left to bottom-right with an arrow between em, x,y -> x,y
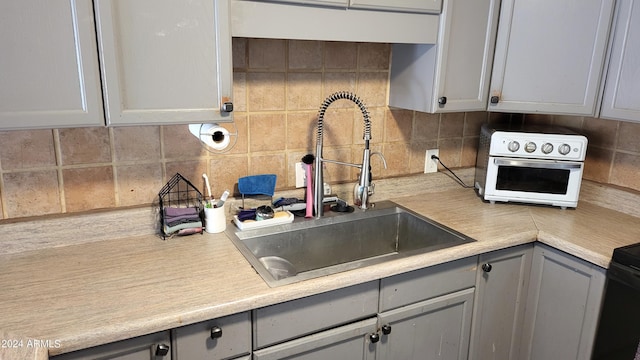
484,157 -> 584,206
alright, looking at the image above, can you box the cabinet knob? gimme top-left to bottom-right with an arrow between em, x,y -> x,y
381,324 -> 392,335
369,333 -> 380,343
438,96 -> 447,105
155,343 -> 170,357
490,96 -> 500,104
221,102 -> 234,112
210,326 -> 223,339
482,263 -> 493,272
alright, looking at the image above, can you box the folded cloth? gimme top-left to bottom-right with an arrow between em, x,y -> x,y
166,217 -> 201,228
164,207 -> 199,217
238,174 -> 277,196
163,221 -> 203,235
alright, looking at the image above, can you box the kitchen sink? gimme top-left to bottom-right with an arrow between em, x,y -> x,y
225,200 -> 475,287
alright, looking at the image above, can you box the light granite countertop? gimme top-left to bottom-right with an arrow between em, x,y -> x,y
1,170 -> 639,357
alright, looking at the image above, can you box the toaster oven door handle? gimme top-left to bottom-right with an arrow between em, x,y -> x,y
494,158 -> 582,170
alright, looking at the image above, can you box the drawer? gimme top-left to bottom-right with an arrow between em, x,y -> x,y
253,281 -> 379,349
173,311 -> 251,359
380,256 -> 477,311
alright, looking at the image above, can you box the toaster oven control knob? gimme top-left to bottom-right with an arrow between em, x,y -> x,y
508,141 -> 520,152
559,143 -> 571,155
541,143 -> 554,154
524,141 -> 537,153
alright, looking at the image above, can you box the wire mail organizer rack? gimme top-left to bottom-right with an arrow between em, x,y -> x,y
158,173 -> 204,239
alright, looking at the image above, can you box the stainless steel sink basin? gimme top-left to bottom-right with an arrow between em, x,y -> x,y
225,200 -> 475,287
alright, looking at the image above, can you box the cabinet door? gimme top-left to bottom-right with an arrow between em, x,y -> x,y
388,0 -> 500,113
0,0 -> 104,130
488,0 -> 615,116
349,0 -> 441,14
469,244 -> 533,360
600,0 -> 640,122
252,0 -> 348,5
519,244 -> 606,360
377,288 -> 475,360
95,0 -> 233,126
51,331 -> 171,360
172,312 -> 251,360
252,318 -> 377,360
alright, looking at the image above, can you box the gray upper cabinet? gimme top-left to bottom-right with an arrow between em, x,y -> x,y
519,244 -> 606,360
0,0 -> 104,130
469,244 -> 533,360
488,0 -> 615,116
95,0 -> 233,126
600,0 -> 640,122
230,0 -> 439,43
389,0 -> 500,113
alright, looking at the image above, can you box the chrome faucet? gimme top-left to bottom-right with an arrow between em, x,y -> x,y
313,91 -> 387,218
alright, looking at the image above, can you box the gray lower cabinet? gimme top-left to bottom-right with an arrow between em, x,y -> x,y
252,318 -> 377,360
51,331 -> 172,360
519,243 -> 606,360
377,256 -> 478,360
469,244 -> 533,360
172,311 -> 251,360
377,288 -> 475,360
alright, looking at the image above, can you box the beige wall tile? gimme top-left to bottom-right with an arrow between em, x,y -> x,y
248,39 -> 286,70
611,152 -> 640,191
464,112 -> 488,137
438,138 -> 463,168
287,112 -> 317,151
163,124 -> 206,159
319,109 -> 354,147
357,72 -> 388,107
249,153 -> 286,189
232,38 -> 247,70
354,107 -> 385,145
117,163 -> 163,206
59,127 -> 111,165
233,72 -> 247,113
325,42 -> 357,69
553,115 -> 584,129
322,147 -> 353,182
210,156 -> 248,195
247,72 -> 286,111
440,113 -> 465,138
385,108 -> 412,142
225,114 -> 249,155
0,130 -> 56,170
289,40 -> 323,70
323,73 -> 358,106
249,113 -> 286,152
113,126 -> 161,162
63,166 -> 115,212
617,121 -> 640,153
524,113 -> 553,125
381,142 -> 410,176
358,43 -> 390,70
461,137 -> 480,168
3,170 -> 61,217
414,112 -> 440,141
582,117 -> 618,149
584,147 -> 613,183
165,160 -> 208,193
287,72 -> 323,110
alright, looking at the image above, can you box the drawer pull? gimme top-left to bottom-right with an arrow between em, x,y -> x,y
382,324 -> 392,335
210,326 -> 223,339
155,343 -> 170,357
369,333 -> 380,343
482,263 -> 493,272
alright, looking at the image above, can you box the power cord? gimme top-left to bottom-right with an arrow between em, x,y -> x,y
431,155 -> 475,189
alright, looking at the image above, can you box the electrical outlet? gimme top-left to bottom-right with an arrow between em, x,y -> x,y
424,149 -> 439,173
295,162 -> 306,188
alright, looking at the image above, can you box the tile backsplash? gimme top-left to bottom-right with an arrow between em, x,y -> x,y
0,38 -> 639,220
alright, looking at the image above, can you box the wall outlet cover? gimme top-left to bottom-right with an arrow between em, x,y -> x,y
424,149 -> 439,173
295,162 -> 306,188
